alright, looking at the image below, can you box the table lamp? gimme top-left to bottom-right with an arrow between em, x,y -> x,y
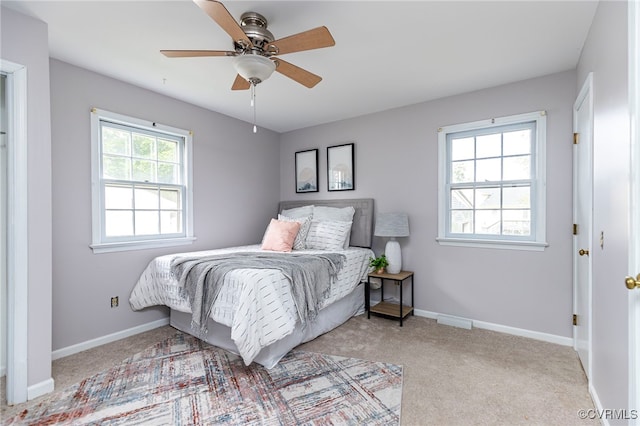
374,213 -> 410,274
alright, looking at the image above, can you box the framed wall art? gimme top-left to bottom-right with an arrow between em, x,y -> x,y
295,149 -> 319,193
327,143 -> 354,191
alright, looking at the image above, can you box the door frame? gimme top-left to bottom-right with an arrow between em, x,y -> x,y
628,0 -> 639,420
573,72 -> 594,380
0,72 -> 5,380
0,59 -> 29,405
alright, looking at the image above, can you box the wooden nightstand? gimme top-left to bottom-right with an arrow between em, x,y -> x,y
365,270 -> 414,326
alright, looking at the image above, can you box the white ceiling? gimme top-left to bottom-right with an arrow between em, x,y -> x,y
3,0 -> 598,133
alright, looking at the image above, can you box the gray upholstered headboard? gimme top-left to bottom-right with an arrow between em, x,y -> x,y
278,198 -> 374,248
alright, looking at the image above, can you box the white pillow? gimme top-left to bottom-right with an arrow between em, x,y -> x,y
312,205 -> 355,222
281,205 -> 314,219
278,214 -> 312,250
305,220 -> 352,250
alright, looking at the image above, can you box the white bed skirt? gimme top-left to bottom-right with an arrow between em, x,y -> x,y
170,282 -> 365,369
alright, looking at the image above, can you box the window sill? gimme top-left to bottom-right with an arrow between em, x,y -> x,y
90,237 -> 197,254
436,237 -> 548,251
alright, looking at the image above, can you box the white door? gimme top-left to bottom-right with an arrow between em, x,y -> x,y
573,73 -> 593,378
628,1 -> 640,421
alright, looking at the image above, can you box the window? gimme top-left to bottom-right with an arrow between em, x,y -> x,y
437,111 -> 547,250
90,108 -> 194,253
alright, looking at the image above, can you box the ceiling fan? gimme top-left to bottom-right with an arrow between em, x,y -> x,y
161,0 -> 336,90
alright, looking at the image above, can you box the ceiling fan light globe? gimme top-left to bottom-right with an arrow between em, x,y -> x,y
232,55 -> 276,84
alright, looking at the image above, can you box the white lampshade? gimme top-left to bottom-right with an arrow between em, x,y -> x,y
374,213 -> 410,274
232,55 -> 276,84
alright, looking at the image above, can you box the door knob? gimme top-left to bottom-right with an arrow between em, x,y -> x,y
578,249 -> 590,256
625,274 -> 640,290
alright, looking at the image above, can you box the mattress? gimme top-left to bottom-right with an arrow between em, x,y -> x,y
130,244 -> 374,365
170,281 -> 365,369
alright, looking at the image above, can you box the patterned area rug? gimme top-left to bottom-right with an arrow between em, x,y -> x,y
6,333 -> 402,425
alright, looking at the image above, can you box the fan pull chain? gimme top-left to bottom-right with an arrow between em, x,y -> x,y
251,82 -> 257,133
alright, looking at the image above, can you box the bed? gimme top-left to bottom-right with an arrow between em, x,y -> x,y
129,198 -> 375,368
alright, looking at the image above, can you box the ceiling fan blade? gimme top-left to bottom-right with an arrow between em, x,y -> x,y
193,0 -> 252,48
161,50 -> 235,58
268,26 -> 335,56
273,58 -> 322,88
231,74 -> 250,90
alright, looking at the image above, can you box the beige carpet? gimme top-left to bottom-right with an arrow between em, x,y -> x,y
2,315 -> 596,425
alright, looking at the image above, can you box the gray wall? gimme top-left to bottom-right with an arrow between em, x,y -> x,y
0,7 -> 53,388
49,59 -> 281,350
280,70 -> 576,339
576,0 -> 630,417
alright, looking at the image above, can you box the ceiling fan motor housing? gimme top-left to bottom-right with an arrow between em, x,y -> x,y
237,11 -> 274,53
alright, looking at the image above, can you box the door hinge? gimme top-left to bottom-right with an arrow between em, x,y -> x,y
573,132 -> 580,144
573,314 -> 578,326
573,224 -> 578,235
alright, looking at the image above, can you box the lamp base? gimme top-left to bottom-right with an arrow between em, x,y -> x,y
385,239 -> 402,274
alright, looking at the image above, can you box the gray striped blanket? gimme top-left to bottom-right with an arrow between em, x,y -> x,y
170,251 -> 346,335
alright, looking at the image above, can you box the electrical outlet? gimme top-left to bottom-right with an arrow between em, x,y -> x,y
111,296 -> 119,308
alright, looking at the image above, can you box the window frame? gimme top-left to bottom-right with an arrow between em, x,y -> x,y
90,108 -> 195,253
436,111 -> 548,251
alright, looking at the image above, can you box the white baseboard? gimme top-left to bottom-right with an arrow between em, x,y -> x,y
413,308 -> 573,346
589,382 -> 609,426
28,377 -> 54,401
473,318 -> 573,346
52,318 -> 170,361
437,313 -> 473,329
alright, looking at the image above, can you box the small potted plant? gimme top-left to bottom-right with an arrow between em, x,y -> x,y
369,254 -> 389,274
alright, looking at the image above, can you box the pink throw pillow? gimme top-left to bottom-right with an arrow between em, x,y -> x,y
261,219 -> 301,252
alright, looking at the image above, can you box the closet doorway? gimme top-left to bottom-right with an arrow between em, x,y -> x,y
0,59 -> 28,405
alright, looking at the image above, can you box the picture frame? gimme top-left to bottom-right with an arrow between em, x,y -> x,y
327,143 -> 355,191
295,149 -> 319,193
